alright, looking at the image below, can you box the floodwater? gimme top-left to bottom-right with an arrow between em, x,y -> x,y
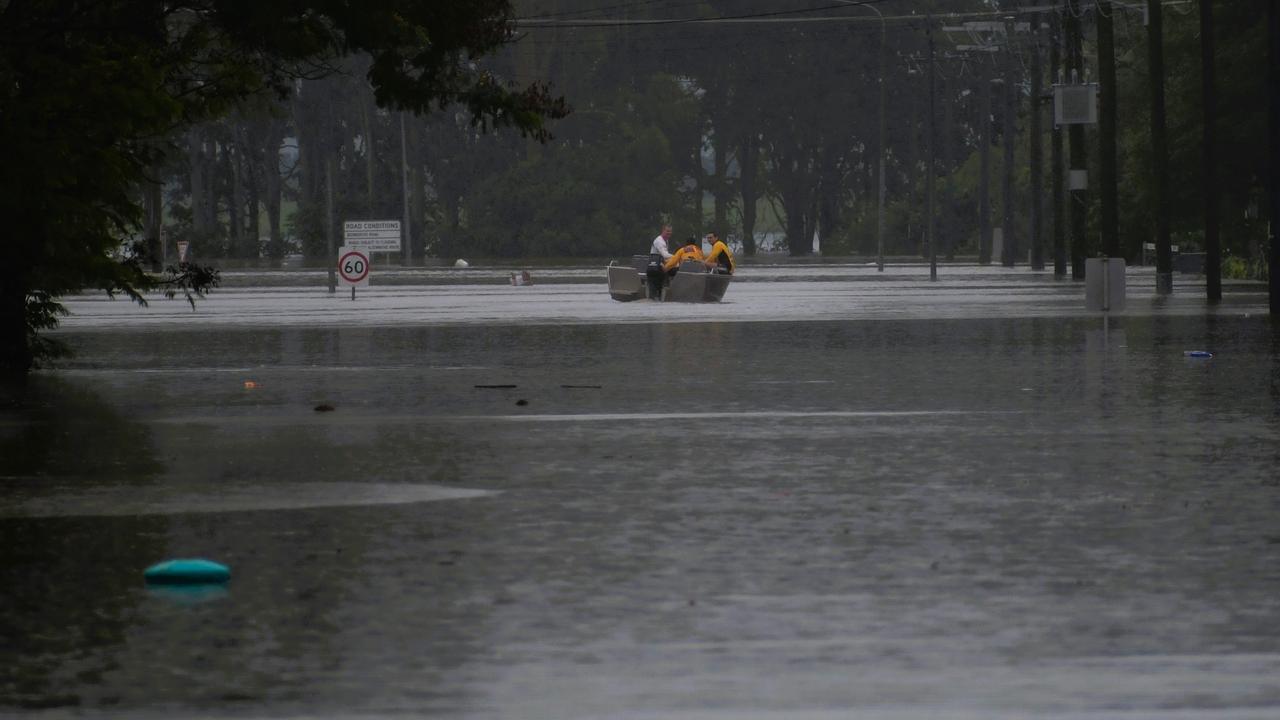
2,264 -> 1279,719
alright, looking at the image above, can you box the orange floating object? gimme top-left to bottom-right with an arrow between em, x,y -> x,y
243,381 -> 258,389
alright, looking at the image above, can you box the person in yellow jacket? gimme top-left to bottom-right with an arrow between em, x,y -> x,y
702,231 -> 735,274
663,236 -> 705,274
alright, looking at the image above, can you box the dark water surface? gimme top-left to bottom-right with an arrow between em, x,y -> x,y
3,286 -> 1280,718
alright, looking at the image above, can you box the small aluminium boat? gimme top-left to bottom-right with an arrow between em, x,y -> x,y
607,255 -> 732,302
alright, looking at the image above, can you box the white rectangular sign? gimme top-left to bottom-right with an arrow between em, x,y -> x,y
343,220 -> 402,252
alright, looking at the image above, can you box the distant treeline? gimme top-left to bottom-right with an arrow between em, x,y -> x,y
158,0 -> 1268,268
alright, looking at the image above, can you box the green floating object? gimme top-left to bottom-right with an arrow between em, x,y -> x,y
144,558 -> 231,585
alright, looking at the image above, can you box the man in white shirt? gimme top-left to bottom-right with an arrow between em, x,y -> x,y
646,224 -> 673,300
650,224 -> 673,260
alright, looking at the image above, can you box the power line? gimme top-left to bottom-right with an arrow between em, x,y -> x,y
518,0 -> 711,21
498,0 -> 1198,88
515,0 -> 1193,29
511,18 -> 898,48
515,0 -> 895,28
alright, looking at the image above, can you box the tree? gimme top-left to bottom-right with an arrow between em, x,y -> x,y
0,0 -> 567,374
1200,0 -> 1221,300
461,74 -> 695,258
1115,0 -> 1264,276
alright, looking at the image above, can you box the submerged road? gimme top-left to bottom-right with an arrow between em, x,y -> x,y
53,264 -> 1269,330
3,264 -> 1279,719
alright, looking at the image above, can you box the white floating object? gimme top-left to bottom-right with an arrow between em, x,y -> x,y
453,259 -> 469,268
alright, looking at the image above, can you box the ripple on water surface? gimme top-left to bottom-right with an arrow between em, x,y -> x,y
0,481 -> 495,519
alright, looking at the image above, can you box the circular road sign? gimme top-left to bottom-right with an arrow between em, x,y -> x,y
338,249 -> 370,284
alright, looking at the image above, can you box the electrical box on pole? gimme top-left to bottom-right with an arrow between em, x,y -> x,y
1054,84 -> 1099,126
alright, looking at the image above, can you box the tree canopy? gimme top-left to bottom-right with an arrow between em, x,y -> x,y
0,0 -> 567,373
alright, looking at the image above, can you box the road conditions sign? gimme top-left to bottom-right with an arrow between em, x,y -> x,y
343,220 -> 401,252
338,246 -> 370,288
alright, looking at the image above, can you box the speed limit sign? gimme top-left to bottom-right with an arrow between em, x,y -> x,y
337,246 -> 369,288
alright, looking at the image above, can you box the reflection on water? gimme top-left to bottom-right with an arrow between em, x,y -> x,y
146,584 -> 230,605
2,313 -> 1279,717
0,379 -> 168,710
3,482 -> 496,519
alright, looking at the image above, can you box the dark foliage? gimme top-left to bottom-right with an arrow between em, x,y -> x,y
0,0 -> 567,373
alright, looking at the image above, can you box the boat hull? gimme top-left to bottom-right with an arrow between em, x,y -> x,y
607,264 -> 647,301
606,256 -> 731,302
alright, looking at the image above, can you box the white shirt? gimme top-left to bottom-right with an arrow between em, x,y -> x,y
651,235 -> 672,259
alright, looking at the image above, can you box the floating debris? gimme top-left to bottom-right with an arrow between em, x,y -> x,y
475,384 -> 517,389
561,384 -> 602,389
243,380 -> 258,389
144,558 -> 231,586
1183,350 -> 1214,359
515,399 -> 529,406
314,404 -> 335,412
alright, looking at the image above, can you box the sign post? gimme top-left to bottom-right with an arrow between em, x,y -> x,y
337,246 -> 370,300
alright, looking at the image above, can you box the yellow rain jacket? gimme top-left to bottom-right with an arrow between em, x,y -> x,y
705,240 -> 735,274
663,243 -> 705,272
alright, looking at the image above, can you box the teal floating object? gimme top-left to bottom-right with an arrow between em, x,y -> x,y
143,558 -> 231,585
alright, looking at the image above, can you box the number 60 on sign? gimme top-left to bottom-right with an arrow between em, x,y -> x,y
338,246 -> 370,288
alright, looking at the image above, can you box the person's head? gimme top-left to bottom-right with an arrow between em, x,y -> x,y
661,224 -> 673,240
685,236 -> 699,249
705,232 -> 719,245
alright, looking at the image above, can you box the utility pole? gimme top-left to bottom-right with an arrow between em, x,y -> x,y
326,153 -> 336,293
1051,13 -> 1066,276
942,66 -> 956,262
1271,0 -> 1280,314
1001,16 -> 1017,267
144,180 -> 163,272
1200,0 -> 1222,301
325,100 -> 338,294
400,113 -> 412,267
837,0 -> 888,269
928,22 -> 938,281
1098,1 -> 1119,259
1030,13 -> 1045,271
1149,0 -> 1173,294
979,60 -> 993,265
1066,0 -> 1087,279
946,22 -> 1018,267
877,7 -> 887,272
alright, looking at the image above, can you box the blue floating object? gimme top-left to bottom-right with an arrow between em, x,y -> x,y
144,558 -> 231,585
1184,350 -> 1214,358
